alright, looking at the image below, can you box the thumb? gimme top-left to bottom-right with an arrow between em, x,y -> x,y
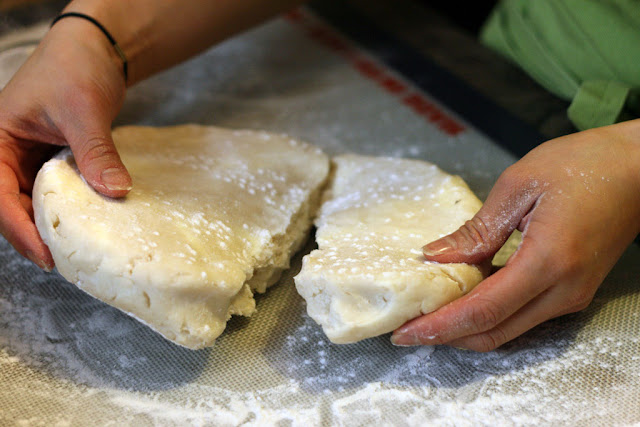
423,173 -> 542,265
66,124 -> 132,198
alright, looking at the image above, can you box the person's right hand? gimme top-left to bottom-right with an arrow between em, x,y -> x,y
0,17 -> 131,270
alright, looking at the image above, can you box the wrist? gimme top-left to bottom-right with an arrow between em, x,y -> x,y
61,0 -> 149,84
52,13 -> 129,84
44,17 -> 125,91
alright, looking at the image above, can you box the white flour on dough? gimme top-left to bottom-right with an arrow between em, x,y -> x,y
33,125 -> 329,349
295,154 -> 485,343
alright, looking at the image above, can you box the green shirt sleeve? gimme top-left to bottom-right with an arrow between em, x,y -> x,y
480,0 -> 640,130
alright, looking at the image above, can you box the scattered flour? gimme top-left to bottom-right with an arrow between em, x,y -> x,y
2,12 -> 640,427
4,253 -> 640,427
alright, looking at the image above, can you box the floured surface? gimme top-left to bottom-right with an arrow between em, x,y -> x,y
2,241 -> 640,426
295,154 -> 484,343
33,125 -> 329,349
2,9 -> 640,427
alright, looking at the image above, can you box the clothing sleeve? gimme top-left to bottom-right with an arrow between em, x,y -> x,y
480,0 -> 640,130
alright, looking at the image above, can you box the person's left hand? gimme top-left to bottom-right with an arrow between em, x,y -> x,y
391,119 -> 640,351
0,17 -> 129,270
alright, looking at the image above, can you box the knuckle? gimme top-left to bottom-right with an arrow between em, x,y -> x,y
544,250 -> 582,285
467,298 -> 505,333
559,252 -> 583,279
457,216 -> 491,250
78,136 -> 117,164
468,329 -> 508,352
566,289 -> 594,313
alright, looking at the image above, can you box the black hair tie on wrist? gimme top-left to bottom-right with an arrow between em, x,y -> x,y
51,12 -> 128,84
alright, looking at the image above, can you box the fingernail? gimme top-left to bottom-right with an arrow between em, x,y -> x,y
26,250 -> 52,272
391,342 -> 418,347
423,239 -> 455,256
390,333 -> 420,347
101,168 -> 132,191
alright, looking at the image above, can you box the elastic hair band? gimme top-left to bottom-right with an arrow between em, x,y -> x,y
51,12 -> 128,83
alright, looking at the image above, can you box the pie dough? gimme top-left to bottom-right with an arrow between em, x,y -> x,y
294,154 -> 485,344
33,125 -> 329,349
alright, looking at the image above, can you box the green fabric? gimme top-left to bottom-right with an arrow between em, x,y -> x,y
480,0 -> 640,130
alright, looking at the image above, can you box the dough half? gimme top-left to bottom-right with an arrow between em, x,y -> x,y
33,125 -> 329,349
294,154 -> 485,344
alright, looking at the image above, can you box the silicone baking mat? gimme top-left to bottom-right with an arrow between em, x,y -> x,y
1,7 -> 639,426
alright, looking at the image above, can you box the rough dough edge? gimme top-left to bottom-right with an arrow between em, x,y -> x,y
33,126 -> 330,349
294,154 -> 486,344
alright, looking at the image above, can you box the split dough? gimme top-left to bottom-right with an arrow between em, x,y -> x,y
33,125 -> 329,349
294,154 -> 485,344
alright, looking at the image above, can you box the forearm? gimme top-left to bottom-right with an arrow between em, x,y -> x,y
61,0 -> 305,85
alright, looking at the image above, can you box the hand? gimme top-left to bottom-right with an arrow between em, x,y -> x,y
0,17 -> 130,270
391,120 -> 640,351
0,0 -> 308,271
